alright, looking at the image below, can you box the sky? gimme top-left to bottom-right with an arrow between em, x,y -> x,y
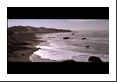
8,19 -> 109,31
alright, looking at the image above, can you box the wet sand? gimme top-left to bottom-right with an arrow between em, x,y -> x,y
8,38 -> 57,62
8,39 -> 40,62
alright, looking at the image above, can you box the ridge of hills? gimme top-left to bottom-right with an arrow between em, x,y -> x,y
8,26 -> 71,34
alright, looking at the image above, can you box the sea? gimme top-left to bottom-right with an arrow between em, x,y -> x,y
30,30 -> 109,62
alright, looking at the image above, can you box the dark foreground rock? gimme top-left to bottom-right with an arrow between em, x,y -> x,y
88,56 -> 103,62
62,60 -> 77,63
86,45 -> 91,48
81,37 -> 87,40
63,37 -> 70,39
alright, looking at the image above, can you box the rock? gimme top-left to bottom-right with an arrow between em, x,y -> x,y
48,37 -> 54,38
81,37 -> 87,40
86,45 -> 91,48
38,47 -> 41,49
62,60 -> 77,63
21,53 -> 25,56
63,37 -> 70,39
71,33 -> 75,35
35,55 -> 41,58
88,56 -> 103,62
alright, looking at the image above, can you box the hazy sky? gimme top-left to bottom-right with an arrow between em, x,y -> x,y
8,19 -> 109,31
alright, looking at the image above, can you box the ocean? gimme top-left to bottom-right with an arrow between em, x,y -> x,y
30,30 -> 109,62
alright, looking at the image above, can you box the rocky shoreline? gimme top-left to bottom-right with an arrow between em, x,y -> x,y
8,32 -> 42,62
8,26 -> 71,62
8,26 -> 105,62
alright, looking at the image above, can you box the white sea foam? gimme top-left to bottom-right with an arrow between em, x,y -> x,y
34,45 -> 108,62
31,31 -> 109,62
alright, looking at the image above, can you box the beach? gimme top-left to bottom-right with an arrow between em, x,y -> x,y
8,26 -> 71,62
8,34 -> 57,62
8,26 -> 109,62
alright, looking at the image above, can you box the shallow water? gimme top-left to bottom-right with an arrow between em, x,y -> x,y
31,30 -> 109,62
